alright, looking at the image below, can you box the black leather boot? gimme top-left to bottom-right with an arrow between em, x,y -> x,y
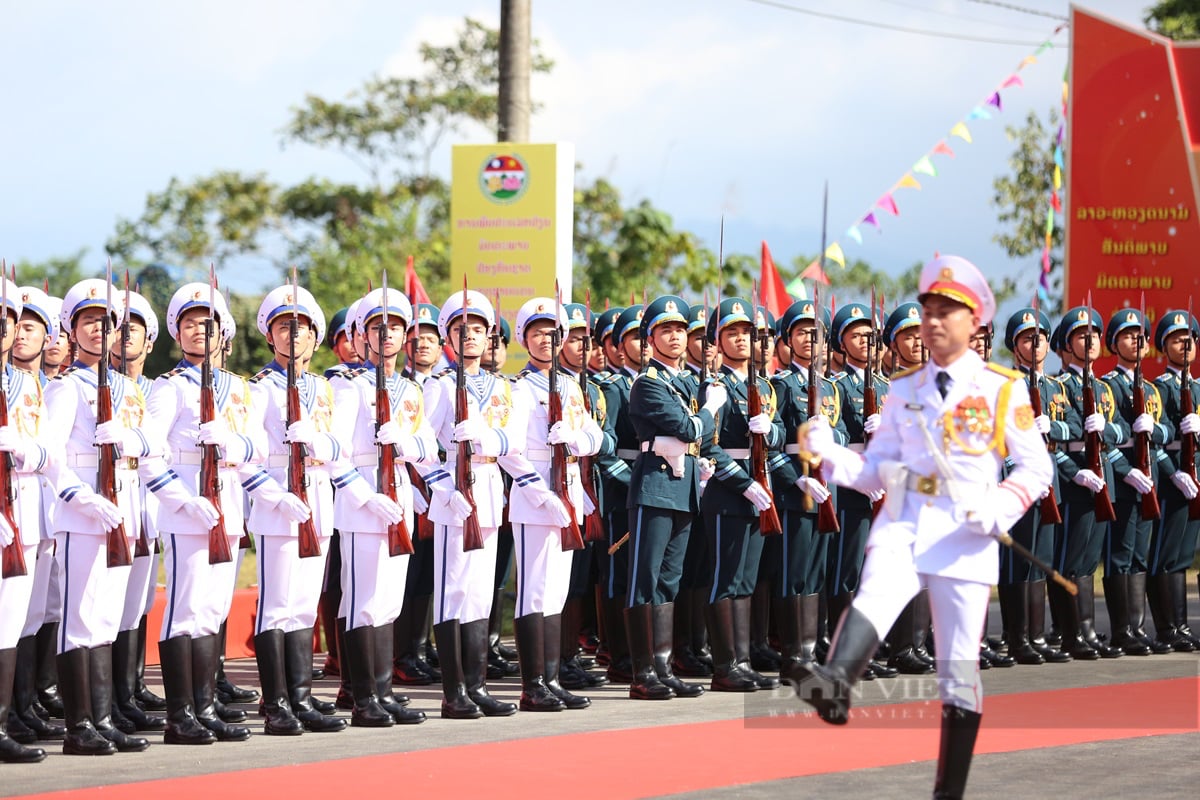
12,636 -> 64,740
462,619 -> 516,716
391,595 -> 432,685
1129,572 -> 1171,653
35,621 -> 63,719
90,645 -> 150,752
733,596 -> 779,689
544,613 -> 589,709
671,592 -> 713,678
602,597 -> 633,684
626,604 -> 674,699
283,628 -> 346,732
749,582 -> 782,672
1028,580 -> 1070,662
559,598 -> 607,689
0,647 -> 46,763
777,593 -> 806,686
652,603 -> 704,698
491,587 -> 518,660
192,634 -> 251,741
1050,579 -> 1098,660
788,605 -> 879,725
158,636 -> 216,745
998,583 -> 1042,665
911,589 -> 935,665
58,647 -> 115,755
433,620 -> 481,719
513,613 -> 564,712
334,617 -> 354,709
215,621 -> 259,704
113,628 -> 166,731
1170,570 -> 1200,650
373,624 -> 424,724
254,630 -> 303,736
705,598 -> 757,692
342,625 -> 392,727
1077,574 -> 1122,658
886,595 -> 935,674
1104,574 -> 1150,655
979,610 -> 1015,667
133,616 -> 166,711
933,704 -> 982,799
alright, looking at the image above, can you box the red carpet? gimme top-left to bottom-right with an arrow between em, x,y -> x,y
18,677 -> 1198,800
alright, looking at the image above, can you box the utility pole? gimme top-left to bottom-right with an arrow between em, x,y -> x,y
498,0 -> 531,142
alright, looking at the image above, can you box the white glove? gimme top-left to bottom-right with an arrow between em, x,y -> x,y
284,419 -> 316,446
275,492 -> 312,524
866,488 -> 885,504
412,489 -> 429,515
1084,412 -> 1106,434
0,515 -> 13,547
446,490 -> 474,523
1171,471 -> 1199,500
702,384 -> 728,414
795,476 -> 831,504
547,421 -> 579,448
748,413 -> 772,435
1034,415 -> 1051,435
581,491 -> 596,516
743,481 -> 773,512
533,491 -> 572,527
0,426 -> 34,469
375,420 -> 403,446
181,497 -> 221,530
1122,468 -> 1154,495
70,492 -> 124,531
863,413 -> 881,435
364,493 -> 404,525
803,415 -> 835,457
1073,469 -> 1105,493
1132,413 -> 1155,435
93,420 -> 139,454
1181,413 -> 1200,435
197,419 -> 230,449
698,458 -> 716,482
965,504 -> 999,537
453,416 -> 487,445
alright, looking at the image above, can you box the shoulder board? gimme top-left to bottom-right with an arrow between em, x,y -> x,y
505,373 -> 519,383
875,374 -> 890,385
249,368 -> 273,384
772,369 -> 791,379
436,368 -> 455,379
164,366 -> 187,378
890,364 -> 922,380
52,366 -> 79,381
342,367 -> 369,379
985,363 -> 1022,380
830,370 -> 846,381
646,366 -> 658,380
1101,369 -> 1120,380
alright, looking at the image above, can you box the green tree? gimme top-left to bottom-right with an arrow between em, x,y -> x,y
9,250 -> 88,296
1145,0 -> 1200,39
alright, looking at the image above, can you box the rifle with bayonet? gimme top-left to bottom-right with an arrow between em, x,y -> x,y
455,277 -> 485,552
120,271 -> 152,559
806,282 -> 839,533
0,268 -> 26,578
99,263 -> 133,567
201,267 -> 233,565
1027,293 -> 1063,525
865,286 -> 883,518
376,271 -> 414,557
551,283 -> 585,551
579,289 -> 604,544
1181,299 -> 1200,520
749,282 -> 782,536
1082,297 -> 1117,523
1132,293 -> 1160,520
288,267 -> 323,559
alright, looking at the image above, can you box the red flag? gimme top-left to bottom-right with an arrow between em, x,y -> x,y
760,241 -> 792,318
800,259 -> 831,285
404,255 -> 431,306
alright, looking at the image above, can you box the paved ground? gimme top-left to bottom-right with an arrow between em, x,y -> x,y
4,592 -> 1199,798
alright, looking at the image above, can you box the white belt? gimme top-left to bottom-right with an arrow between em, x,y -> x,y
351,454 -> 378,468
785,444 -> 802,455
639,440 -> 701,456
525,448 -> 578,463
266,454 -> 327,469
723,448 -> 751,459
616,448 -> 640,461
1066,443 -> 1086,453
445,454 -> 498,465
67,453 -> 138,471
1165,442 -> 1182,452
172,452 -> 239,470
848,443 -> 866,453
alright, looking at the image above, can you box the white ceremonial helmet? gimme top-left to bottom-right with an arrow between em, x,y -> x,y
514,296 -> 568,345
1,277 -> 24,328
166,282 -> 230,341
355,287 -> 413,335
345,297 -> 364,336
61,279 -> 124,334
17,286 -> 57,347
437,289 -> 495,341
221,310 -> 237,345
124,290 -> 160,344
257,284 -> 325,343
42,296 -> 64,348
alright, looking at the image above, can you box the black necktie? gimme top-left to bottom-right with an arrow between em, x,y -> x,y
936,370 -> 951,399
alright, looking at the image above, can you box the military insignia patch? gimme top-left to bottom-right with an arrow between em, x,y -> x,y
1014,404 -> 1034,431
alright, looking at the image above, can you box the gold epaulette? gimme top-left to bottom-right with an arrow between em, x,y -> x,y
890,364 -> 922,380
986,363 -> 1023,380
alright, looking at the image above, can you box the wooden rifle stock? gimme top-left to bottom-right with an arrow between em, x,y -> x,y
0,375 -> 26,578
1182,365 -> 1200,520
200,317 -> 233,565
375,366 -> 414,557
1081,338 -> 1117,522
863,331 -> 884,519
97,303 -> 132,568
455,308 -> 484,552
548,348 -> 584,551
408,465 -> 434,541
288,330 -> 323,558
578,361 -> 604,543
1131,354 -> 1160,520
1025,374 -> 1063,525
806,335 -> 839,534
748,319 -> 782,536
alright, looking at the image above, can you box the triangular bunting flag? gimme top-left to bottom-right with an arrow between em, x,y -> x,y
877,194 -> 900,217
785,274 -> 809,298
967,107 -> 991,121
1019,55 -> 1037,69
897,173 -> 921,190
932,141 -> 955,158
1044,208 -> 1054,235
950,122 -> 973,143
1053,165 -> 1062,191
1036,40 -> 1052,56
862,212 -> 880,230
824,242 -> 846,268
1053,145 -> 1064,169
845,226 -> 863,245
1051,192 -> 1062,213
1001,74 -> 1024,89
986,91 -> 1002,110
800,260 -> 831,285
913,156 -> 938,177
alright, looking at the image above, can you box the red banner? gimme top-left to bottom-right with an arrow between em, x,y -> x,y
1067,8 -> 1200,332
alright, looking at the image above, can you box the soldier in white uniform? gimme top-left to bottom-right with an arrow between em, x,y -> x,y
139,283 -> 263,745
505,298 -> 602,712
794,256 -> 1054,800
238,285 -> 349,735
329,288 -> 431,728
45,279 -> 157,756
420,290 -> 523,719
0,281 -> 55,762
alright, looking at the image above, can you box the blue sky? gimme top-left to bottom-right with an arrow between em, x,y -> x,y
0,1 -> 1149,296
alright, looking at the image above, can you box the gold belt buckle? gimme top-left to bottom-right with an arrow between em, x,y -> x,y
917,475 -> 938,496
125,458 -> 139,470
687,443 -> 700,457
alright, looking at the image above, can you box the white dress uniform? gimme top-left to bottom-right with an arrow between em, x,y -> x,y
507,366 -> 602,618
120,372 -> 160,633
44,361 -> 154,652
140,361 -> 262,639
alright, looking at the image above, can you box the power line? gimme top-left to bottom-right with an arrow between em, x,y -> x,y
873,0 -> 1053,34
742,0 -> 1064,46
966,0 -> 1069,22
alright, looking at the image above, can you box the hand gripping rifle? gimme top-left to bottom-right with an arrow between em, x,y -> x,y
749,281 -> 782,536
1132,293 -> 1160,520
805,282 -> 839,533
289,267 -> 323,559
1082,296 -> 1117,523
99,262 -> 133,567
0,270 -> 26,578
551,283 -> 585,551
1027,293 -> 1063,525
579,289 -> 604,543
376,271 -> 414,557
1182,298 -> 1200,520
119,271 -> 152,559
202,266 -> 233,565
865,286 -> 884,518
455,277 -> 485,552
